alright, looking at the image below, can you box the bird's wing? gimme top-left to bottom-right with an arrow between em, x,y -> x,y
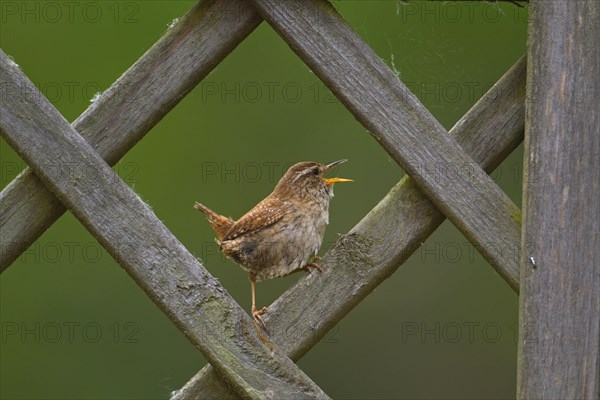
223,197 -> 287,241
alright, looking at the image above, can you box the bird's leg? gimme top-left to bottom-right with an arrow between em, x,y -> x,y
250,276 -> 269,332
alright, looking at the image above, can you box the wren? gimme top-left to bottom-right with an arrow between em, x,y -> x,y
194,160 -> 351,330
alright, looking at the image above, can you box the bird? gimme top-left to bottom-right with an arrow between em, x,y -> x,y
194,160 -> 351,330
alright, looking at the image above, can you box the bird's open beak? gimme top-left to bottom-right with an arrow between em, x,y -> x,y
323,159 -> 352,186
325,159 -> 348,169
324,177 -> 353,186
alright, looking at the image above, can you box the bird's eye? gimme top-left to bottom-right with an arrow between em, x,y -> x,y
311,167 -> 319,176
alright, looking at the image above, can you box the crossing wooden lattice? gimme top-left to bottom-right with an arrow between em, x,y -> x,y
1,0 -> 597,399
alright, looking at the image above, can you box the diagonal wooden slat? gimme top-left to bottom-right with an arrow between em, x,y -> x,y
172,56 -> 527,400
250,0 -> 522,291
0,52 -> 328,400
518,1 -> 600,398
0,0 -> 261,271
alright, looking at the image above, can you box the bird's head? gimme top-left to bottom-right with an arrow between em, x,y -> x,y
274,159 -> 352,200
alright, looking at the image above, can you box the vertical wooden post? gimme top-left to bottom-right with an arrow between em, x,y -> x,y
518,1 -> 600,399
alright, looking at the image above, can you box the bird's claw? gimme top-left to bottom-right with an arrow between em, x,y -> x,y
303,262 -> 323,273
252,307 -> 269,333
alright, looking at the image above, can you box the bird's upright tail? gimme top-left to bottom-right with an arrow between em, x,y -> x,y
193,202 -> 235,241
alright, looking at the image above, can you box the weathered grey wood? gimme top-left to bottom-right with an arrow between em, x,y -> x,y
250,0 -> 522,291
0,0 -> 261,271
172,56 -> 527,400
0,52 -> 329,400
517,1 -> 600,399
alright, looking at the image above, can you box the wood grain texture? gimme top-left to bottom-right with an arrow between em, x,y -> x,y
0,0 -> 261,271
172,56 -> 527,400
517,1 -> 600,399
250,0 -> 522,291
0,52 -> 329,400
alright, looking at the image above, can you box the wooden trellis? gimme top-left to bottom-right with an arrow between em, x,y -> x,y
0,0 -> 597,399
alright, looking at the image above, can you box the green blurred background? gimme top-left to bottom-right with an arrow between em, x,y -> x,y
0,1 -> 528,398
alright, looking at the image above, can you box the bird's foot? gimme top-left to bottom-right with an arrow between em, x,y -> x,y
252,306 -> 269,333
303,262 -> 323,273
